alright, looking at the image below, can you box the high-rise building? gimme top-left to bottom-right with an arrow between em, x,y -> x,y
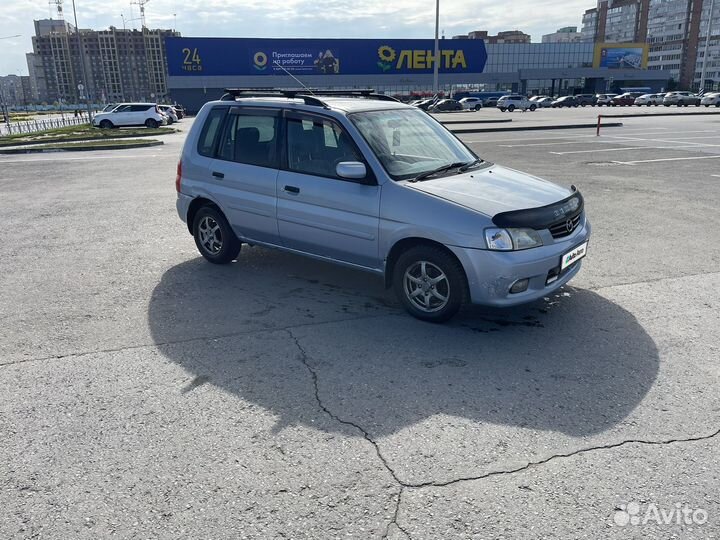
452,30 -> 531,43
580,0 -> 720,89
542,26 -> 583,43
26,18 -> 180,104
0,75 -> 32,107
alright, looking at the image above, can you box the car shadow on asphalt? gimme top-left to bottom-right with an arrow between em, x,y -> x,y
148,247 -> 658,438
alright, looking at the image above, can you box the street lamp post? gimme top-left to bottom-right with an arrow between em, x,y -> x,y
433,0 -> 440,94
699,0 -> 716,91
71,0 -> 94,121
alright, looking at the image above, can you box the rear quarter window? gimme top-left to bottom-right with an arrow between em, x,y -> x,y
197,107 -> 227,157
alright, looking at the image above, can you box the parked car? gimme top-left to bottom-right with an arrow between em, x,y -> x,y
634,93 -> 664,106
413,98 -> 436,111
497,95 -> 536,112
551,96 -> 578,108
663,91 -> 701,106
430,99 -> 463,112
175,89 -> 590,322
535,97 -> 554,108
158,104 -> 179,124
173,104 -> 186,119
574,94 -> 598,106
458,97 -> 484,111
701,92 -> 720,107
92,103 -> 167,129
483,96 -> 501,107
596,94 -> 618,106
609,92 -> 644,106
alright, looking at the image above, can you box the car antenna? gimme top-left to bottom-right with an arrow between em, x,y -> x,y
273,61 -> 316,95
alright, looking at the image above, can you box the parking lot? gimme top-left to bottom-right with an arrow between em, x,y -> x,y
1,112 -> 719,539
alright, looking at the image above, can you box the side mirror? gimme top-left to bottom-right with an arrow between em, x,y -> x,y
336,161 -> 368,181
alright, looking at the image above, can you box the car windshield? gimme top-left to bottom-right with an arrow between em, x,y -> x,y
349,108 -> 478,181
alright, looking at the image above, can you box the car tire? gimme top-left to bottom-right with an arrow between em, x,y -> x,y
499,107 -> 506,112
192,205 -> 241,264
393,246 -> 466,323
508,105 -> 515,112
474,105 -> 482,111
145,118 -> 159,128
99,119 -> 113,129
529,104 -> 537,111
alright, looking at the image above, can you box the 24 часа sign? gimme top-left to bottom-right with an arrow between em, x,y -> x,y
166,37 -> 487,77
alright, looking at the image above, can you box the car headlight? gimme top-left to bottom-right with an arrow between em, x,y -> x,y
485,228 -> 543,251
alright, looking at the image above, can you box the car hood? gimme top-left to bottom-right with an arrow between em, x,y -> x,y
405,164 -> 572,217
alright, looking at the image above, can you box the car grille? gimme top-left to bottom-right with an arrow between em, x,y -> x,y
548,213 -> 582,239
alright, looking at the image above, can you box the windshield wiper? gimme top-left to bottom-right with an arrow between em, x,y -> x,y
458,158 -> 484,172
409,161 -> 467,183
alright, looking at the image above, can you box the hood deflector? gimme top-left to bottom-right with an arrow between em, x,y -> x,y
492,186 -> 583,229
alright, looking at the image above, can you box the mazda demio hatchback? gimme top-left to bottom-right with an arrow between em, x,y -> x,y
175,89 -> 590,322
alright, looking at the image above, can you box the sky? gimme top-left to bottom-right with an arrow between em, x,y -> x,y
1,0 -> 594,76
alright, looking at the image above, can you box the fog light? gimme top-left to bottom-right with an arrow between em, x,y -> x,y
510,278 -> 529,294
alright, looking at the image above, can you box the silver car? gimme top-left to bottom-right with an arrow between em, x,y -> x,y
176,89 -> 590,322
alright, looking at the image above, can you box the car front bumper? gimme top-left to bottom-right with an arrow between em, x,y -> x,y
449,219 -> 591,307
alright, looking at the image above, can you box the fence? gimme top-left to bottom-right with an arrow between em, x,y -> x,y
0,115 -> 91,137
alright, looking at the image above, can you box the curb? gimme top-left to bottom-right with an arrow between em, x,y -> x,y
0,128 -> 177,148
0,140 -> 164,154
447,122 -> 623,134
433,118 -> 513,125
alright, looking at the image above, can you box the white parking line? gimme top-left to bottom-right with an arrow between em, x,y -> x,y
550,144 -> 720,155
0,154 -> 160,164
712,174 -> 720,178
612,155 -> 720,165
463,128 -> 671,144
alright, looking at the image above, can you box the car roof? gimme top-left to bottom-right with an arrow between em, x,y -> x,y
207,96 -> 411,114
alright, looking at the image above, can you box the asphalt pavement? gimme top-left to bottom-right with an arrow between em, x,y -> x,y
1,112 -> 718,539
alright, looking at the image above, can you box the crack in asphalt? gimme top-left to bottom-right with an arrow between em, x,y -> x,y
286,328 -> 720,537
286,328 -> 410,539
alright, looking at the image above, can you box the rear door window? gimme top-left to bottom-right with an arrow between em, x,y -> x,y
216,108 -> 280,168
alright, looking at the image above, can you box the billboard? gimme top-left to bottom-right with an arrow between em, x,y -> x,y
594,43 -> 648,69
166,38 -> 487,77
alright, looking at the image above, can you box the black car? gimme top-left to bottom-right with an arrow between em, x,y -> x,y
574,94 -> 597,106
430,99 -> 463,112
551,96 -> 578,108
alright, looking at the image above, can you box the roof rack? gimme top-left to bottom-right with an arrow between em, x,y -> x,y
220,88 -> 400,108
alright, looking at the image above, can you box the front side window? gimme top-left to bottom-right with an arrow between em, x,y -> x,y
286,116 -> 362,178
217,110 -> 279,168
350,108 -> 477,181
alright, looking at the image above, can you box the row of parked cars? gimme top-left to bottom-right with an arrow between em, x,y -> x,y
412,91 -> 720,113
92,102 -> 186,129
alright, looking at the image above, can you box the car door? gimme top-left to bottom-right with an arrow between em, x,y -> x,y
112,105 -> 132,125
209,106 -> 281,245
276,111 -> 381,269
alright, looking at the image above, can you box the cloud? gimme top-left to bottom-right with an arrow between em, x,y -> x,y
0,0 -> 593,75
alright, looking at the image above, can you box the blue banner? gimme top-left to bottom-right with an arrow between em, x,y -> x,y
166,37 -> 487,77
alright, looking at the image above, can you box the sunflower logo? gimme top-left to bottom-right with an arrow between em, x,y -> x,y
377,45 -> 396,72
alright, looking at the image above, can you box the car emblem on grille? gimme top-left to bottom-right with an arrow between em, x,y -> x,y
565,219 -> 574,233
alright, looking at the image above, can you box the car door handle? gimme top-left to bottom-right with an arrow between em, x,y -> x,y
284,185 -> 300,194
212,171 -> 224,179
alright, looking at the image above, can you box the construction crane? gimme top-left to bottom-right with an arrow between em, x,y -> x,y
130,0 -> 150,29
48,0 -> 64,19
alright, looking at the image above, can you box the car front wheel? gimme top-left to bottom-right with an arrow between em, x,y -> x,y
145,118 -> 159,128
99,119 -> 113,129
192,205 -> 241,264
393,246 -> 465,322
508,104 -> 515,112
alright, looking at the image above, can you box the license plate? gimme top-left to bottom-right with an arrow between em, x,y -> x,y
561,242 -> 588,271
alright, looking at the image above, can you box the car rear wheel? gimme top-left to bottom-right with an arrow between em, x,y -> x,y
145,118 -> 159,128
508,104 -> 515,112
529,104 -> 536,111
474,105 -> 482,111
99,119 -> 113,129
192,205 -> 241,264
393,246 -> 465,322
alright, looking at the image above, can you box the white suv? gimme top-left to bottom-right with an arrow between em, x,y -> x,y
497,95 -> 536,112
458,97 -> 483,111
92,103 -> 167,129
